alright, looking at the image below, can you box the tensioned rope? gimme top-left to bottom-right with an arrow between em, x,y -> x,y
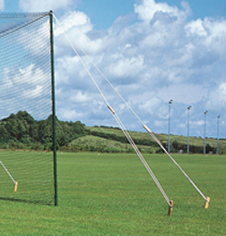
108,105 -> 171,206
53,13 -> 172,207
53,13 -> 209,203
0,161 -> 16,184
143,125 -> 208,201
0,161 -> 18,191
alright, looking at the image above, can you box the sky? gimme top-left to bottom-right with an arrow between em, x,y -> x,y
1,0 -> 226,140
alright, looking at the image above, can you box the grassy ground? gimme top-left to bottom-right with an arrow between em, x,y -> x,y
0,152 -> 225,235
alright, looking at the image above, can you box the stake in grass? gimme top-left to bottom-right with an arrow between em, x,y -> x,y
0,161 -> 18,192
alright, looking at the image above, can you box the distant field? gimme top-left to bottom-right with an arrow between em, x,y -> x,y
83,126 -> 226,154
0,151 -> 225,235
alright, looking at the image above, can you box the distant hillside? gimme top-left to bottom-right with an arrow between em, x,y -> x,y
61,125 -> 226,154
1,111 -> 225,154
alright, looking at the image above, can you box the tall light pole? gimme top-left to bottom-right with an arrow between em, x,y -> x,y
203,111 -> 208,154
217,115 -> 220,154
187,106 -> 191,154
168,99 -> 173,153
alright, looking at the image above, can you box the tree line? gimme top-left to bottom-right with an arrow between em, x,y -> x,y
0,111 -> 160,152
0,111 -> 86,150
0,111 -> 216,153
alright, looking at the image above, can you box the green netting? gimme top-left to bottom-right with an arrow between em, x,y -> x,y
0,12 -> 56,205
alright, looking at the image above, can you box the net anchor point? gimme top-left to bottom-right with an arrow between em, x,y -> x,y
204,196 -> 210,209
14,181 -> 18,192
168,200 -> 174,216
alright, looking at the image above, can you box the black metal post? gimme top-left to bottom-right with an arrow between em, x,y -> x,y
49,10 -> 58,206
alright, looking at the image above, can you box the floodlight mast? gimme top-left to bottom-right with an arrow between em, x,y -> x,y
187,106 -> 191,154
203,111 -> 208,154
217,115 -> 220,154
168,99 -> 173,153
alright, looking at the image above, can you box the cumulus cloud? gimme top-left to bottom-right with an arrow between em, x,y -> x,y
139,96 -> 168,119
2,64 -> 48,97
58,109 -> 83,121
52,0 -> 226,137
185,19 -> 207,37
134,0 -> 184,22
17,20 -> 50,56
54,11 -> 103,57
156,84 -> 208,104
206,83 -> 226,111
54,11 -> 91,37
108,55 -> 144,79
0,62 -> 51,120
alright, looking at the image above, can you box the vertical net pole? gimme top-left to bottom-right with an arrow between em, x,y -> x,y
49,10 -> 58,206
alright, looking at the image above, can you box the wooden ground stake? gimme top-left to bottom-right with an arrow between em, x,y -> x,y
168,200 -> 174,216
204,196 -> 210,209
14,181 -> 18,192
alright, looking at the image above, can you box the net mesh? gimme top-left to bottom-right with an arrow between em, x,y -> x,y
0,12 -> 56,205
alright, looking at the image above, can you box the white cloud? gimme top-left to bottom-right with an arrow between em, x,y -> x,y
51,0 -> 226,137
206,83 -> 226,111
1,64 -> 48,97
156,84 -> 208,104
15,64 -> 46,86
185,17 -> 226,55
22,85 -> 43,99
58,109 -> 82,121
69,91 -> 91,103
20,20 -> 50,56
55,11 -> 103,56
134,0 -> 182,22
54,11 -> 91,36
108,55 -> 144,78
154,120 -> 167,128
19,0 -> 76,12
139,96 -> 168,119
192,120 -> 204,127
203,18 -> 226,54
0,62 -> 50,120
185,19 -> 207,37
0,0 -> 4,11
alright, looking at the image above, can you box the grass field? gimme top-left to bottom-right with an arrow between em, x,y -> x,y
0,151 -> 225,235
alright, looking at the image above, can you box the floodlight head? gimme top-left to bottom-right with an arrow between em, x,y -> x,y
169,99 -> 173,104
188,106 -> 191,110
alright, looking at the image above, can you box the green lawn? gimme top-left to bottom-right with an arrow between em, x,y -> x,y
0,152 -> 225,235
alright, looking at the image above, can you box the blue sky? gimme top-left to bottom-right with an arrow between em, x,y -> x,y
2,0 -> 226,27
78,0 -> 226,29
1,0 -> 226,140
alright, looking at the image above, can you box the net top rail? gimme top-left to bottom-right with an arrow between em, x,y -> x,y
0,12 -> 49,19
0,12 -> 50,37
